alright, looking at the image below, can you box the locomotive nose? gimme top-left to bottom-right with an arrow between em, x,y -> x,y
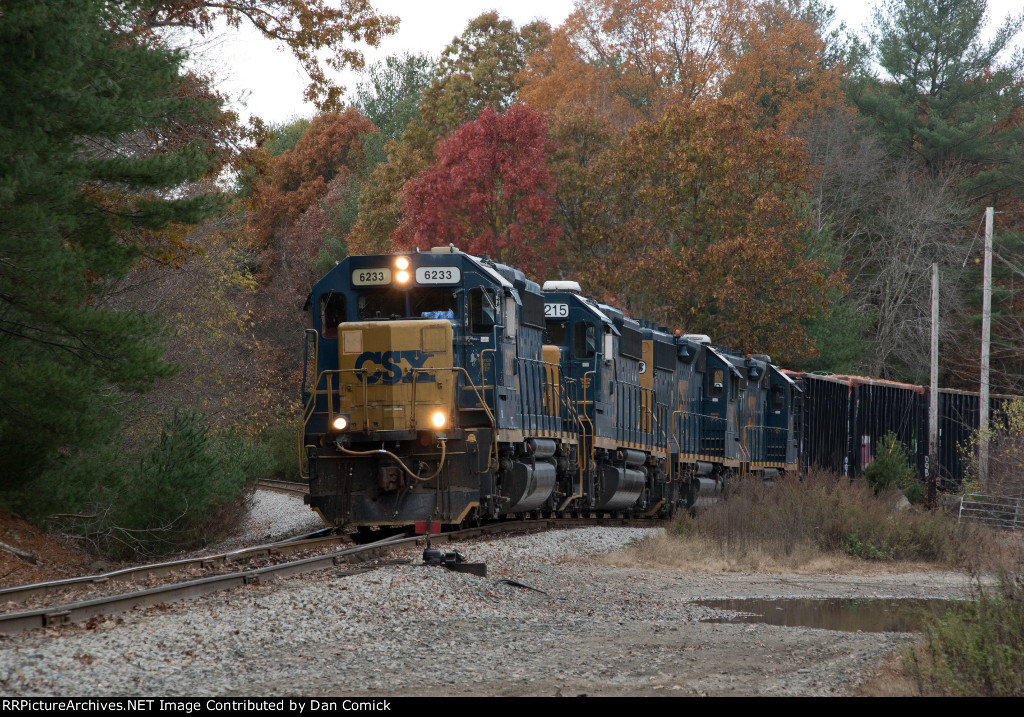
335,319 -> 455,433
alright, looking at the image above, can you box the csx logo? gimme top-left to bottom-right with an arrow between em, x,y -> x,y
354,350 -> 437,384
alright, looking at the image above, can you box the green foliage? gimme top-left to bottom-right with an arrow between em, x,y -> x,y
907,569 -> 1024,696
855,0 -> 1024,196
263,418 -> 304,481
97,411 -> 266,558
863,432 -> 916,493
8,410 -> 269,558
355,53 -> 435,144
904,481 -> 926,505
0,0 -> 221,495
418,12 -> 551,136
264,118 -> 311,156
791,291 -> 871,374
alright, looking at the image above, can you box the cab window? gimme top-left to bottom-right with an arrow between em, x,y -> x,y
357,290 -> 403,319
411,287 -> 458,320
469,288 -> 497,333
320,293 -> 346,338
574,322 -> 596,358
545,320 -> 567,346
708,368 -> 724,398
771,384 -> 786,410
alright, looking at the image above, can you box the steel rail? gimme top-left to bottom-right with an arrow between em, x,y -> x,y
256,479 -> 309,495
0,534 -> 414,636
0,517 -> 658,635
0,529 -> 341,605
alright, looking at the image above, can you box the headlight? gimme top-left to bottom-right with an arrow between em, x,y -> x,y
396,270 -> 410,284
332,416 -> 348,431
431,411 -> 447,429
395,256 -> 410,270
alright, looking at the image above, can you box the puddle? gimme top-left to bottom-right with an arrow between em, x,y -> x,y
696,597 -> 958,633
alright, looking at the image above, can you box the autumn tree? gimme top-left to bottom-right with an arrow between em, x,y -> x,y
602,98 -> 842,361
136,0 -> 400,110
546,107 -> 619,278
349,13 -> 550,254
721,0 -> 845,130
520,0 -> 749,127
248,108 -> 375,273
394,106 -> 561,278
518,28 -> 640,130
418,12 -> 551,136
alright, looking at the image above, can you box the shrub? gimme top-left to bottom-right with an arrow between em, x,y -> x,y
907,566 -> 1024,696
77,411 -> 267,558
961,400 -> 1024,496
863,432 -> 916,494
263,417 -> 303,481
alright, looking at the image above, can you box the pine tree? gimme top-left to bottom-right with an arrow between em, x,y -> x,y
854,0 -> 1024,201
0,0 -> 220,496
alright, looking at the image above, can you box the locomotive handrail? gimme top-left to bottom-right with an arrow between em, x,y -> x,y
738,424 -> 791,467
643,403 -> 673,483
671,409 -> 728,457
306,366 -> 494,428
448,365 -> 497,475
581,369 -> 597,476
298,329 -> 321,478
299,363 -> 496,482
556,376 -> 586,508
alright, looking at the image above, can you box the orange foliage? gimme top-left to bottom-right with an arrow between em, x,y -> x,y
518,29 -> 639,130
137,0 -> 399,110
599,98 -> 842,361
248,109 -> 375,253
722,0 -> 844,129
520,0 -> 748,126
520,0 -> 843,133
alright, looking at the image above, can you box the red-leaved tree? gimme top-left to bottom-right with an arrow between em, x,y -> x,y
394,105 -> 561,278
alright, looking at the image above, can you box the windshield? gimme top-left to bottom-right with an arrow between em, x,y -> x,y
356,287 -> 459,321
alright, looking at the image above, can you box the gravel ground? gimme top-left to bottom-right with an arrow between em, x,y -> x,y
0,498 -> 974,697
195,491 -> 328,554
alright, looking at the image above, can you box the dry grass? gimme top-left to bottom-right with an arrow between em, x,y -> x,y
596,529 -> 949,574
601,469 -> 1016,574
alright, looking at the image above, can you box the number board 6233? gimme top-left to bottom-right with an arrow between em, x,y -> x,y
415,266 -> 461,284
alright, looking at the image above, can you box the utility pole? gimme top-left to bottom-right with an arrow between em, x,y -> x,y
929,262 -> 938,507
979,207 -> 993,486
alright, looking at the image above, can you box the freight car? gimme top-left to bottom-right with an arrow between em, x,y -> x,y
788,372 -> 1020,489
299,248 -> 799,528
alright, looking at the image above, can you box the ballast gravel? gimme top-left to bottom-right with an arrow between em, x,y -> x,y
196,491 -> 327,554
0,494 -> 974,697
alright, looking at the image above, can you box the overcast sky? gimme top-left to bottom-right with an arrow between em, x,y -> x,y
193,0 -> 1022,126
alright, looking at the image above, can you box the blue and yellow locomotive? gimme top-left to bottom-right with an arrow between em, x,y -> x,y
300,248 -> 799,528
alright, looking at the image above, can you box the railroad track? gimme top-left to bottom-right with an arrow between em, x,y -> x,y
0,518 -> 647,635
256,479 -> 308,495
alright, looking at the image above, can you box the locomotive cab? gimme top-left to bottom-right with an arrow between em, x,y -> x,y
765,365 -> 799,473
700,347 -> 743,467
